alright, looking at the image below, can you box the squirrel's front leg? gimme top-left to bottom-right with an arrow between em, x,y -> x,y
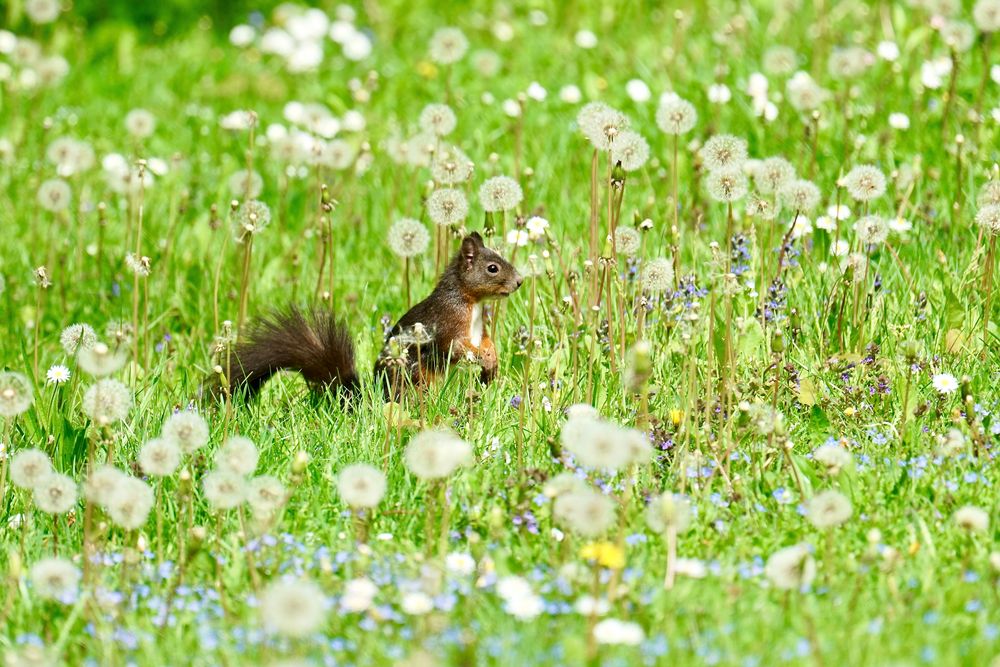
478,335 -> 498,384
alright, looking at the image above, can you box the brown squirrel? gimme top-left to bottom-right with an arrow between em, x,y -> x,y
227,232 -> 523,398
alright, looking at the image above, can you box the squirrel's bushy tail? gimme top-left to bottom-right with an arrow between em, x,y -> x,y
228,307 -> 359,398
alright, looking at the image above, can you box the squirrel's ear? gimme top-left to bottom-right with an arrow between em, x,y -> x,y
468,231 -> 485,247
461,235 -> 479,267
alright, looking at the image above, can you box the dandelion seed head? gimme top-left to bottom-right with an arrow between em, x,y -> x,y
937,428 -> 967,457
843,165 -> 887,202
610,129 -> 650,171
978,181 -> 1000,208
0,371 -> 33,418
139,437 -> 181,477
975,205 -> 1000,234
426,188 -> 469,226
855,215 -> 889,245
25,0 -> 61,24
754,157 -> 796,195
578,103 -> 629,151
543,472 -> 589,498
216,435 -> 259,476
765,543 -> 816,590
428,27 -> 468,65
806,489 -> 852,529
954,505 -> 989,533
247,475 -> 287,517
161,411 -> 210,454
418,103 -> 457,137
341,577 -> 379,612
228,169 -> 263,199
763,46 -> 798,75
706,166 -> 749,202
646,492 -> 693,534
974,0 -> 1000,32
313,139 -> 357,170
471,49 -> 502,77
614,227 -> 641,256
553,487 -> 616,537
30,558 -> 80,603
641,257 -> 674,292
203,470 -> 247,510
842,252 -> 870,282
81,379 -> 132,425
336,463 -> 387,509
700,134 -> 748,172
828,46 -> 873,79
478,175 -> 523,212
77,341 -> 127,377
10,448 -> 53,490
387,217 -> 431,258
259,578 -> 328,638
84,464 -> 128,506
37,178 -> 72,213
774,179 -> 819,213
786,72 -> 829,111
106,476 -> 154,530
561,417 -> 635,470
431,147 -> 474,184
940,20 -> 975,52
746,193 -> 780,221
33,473 -> 77,515
404,429 -> 473,480
655,96 -> 697,135
812,443 -> 852,475
233,200 -> 272,243
124,108 -> 156,138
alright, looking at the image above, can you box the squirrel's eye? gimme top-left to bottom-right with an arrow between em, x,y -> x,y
487,264 -> 499,274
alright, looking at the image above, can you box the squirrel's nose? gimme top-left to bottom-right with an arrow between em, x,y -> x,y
515,274 -> 524,289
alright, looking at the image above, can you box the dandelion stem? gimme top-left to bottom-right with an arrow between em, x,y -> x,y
941,49 -> 959,141
664,524 -> 677,590
982,237 -> 997,355
672,133 -> 680,251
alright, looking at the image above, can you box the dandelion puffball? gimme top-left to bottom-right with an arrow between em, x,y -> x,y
215,435 -> 260,476
0,371 -> 34,418
764,543 -> 816,590
553,487 -> 616,537
805,489 -> 852,529
842,165 -> 886,202
655,96 -> 697,135
404,429 -> 473,480
10,449 -> 53,489
478,176 -> 523,213
259,578 -> 328,638
336,463 -> 387,508
388,218 -> 431,258
161,411 -> 210,454
33,473 -> 78,514
30,557 -> 80,602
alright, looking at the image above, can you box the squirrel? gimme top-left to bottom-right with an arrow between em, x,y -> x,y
226,231 -> 523,399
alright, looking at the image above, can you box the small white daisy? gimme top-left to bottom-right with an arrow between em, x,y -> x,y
46,365 -> 71,385
931,373 -> 959,395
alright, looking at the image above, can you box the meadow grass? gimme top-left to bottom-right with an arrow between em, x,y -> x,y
1,0 -> 1000,665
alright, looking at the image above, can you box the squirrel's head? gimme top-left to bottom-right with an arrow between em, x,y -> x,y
457,232 -> 523,300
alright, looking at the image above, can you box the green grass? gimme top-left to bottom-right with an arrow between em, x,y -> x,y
1,0 -> 1000,665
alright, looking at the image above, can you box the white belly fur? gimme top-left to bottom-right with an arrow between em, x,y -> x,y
469,304 -> 483,348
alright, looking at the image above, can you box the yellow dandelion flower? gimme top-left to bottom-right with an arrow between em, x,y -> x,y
416,61 -> 439,79
581,541 -> 625,570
